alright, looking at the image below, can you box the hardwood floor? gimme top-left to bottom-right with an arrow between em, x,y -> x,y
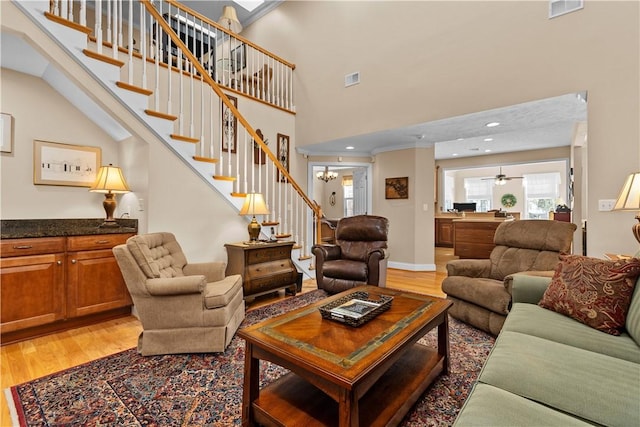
1,247 -> 455,425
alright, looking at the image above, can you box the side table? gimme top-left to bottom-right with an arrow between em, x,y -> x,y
225,241 -> 298,301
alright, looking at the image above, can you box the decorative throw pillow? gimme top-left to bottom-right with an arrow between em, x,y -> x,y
539,254 -> 640,335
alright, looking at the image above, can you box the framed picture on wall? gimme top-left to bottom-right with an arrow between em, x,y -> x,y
276,133 -> 289,183
385,177 -> 409,199
221,95 -> 238,153
33,140 -> 101,187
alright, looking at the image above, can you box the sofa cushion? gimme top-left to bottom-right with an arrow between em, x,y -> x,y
539,255 -> 640,335
626,275 -> 640,345
479,331 -> 640,427
454,383 -> 593,427
504,303 -> 640,363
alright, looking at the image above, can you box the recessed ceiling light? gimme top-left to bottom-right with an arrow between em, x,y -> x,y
457,138 -> 464,141
484,138 -> 493,142
485,122 -> 500,128
485,149 -> 492,153
452,153 -> 459,157
345,146 -> 355,150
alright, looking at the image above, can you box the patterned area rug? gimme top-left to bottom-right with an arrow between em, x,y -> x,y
6,289 -> 495,426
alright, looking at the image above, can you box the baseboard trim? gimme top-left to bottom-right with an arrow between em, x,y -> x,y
388,261 -> 436,272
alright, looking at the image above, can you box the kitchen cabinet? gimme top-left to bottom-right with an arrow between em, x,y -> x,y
1,230 -> 135,344
435,218 -> 454,247
453,219 -> 513,259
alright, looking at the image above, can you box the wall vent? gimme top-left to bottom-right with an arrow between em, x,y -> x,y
345,72 -> 360,88
549,0 -> 583,18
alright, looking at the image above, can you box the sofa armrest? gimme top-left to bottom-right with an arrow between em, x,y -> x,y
183,262 -> 226,283
511,272 -> 554,304
146,275 -> 206,296
446,259 -> 491,278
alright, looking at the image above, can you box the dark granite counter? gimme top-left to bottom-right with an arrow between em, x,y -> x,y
1,218 -> 138,239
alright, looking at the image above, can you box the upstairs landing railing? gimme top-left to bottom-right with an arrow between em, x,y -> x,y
45,0 -> 323,256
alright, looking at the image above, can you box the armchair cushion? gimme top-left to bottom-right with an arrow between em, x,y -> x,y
539,255 -> 640,335
204,274 -> 243,309
127,232 -> 188,278
322,259 -> 368,282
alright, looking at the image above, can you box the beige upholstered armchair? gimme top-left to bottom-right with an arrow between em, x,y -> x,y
442,220 -> 576,335
312,215 -> 389,294
113,232 -> 245,356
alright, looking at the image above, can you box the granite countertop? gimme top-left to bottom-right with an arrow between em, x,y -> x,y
1,218 -> 138,239
452,217 -> 515,222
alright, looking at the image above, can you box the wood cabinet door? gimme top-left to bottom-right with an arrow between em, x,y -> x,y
0,253 -> 65,332
66,249 -> 132,318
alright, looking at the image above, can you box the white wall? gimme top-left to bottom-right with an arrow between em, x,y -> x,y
245,1 -> 640,257
0,69 -> 121,220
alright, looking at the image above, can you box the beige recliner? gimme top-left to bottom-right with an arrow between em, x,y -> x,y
442,220 -> 576,335
113,232 -> 245,356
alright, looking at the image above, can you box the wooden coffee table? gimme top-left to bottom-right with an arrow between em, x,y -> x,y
238,285 -> 452,426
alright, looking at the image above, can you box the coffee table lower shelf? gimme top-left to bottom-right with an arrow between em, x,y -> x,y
252,343 -> 443,426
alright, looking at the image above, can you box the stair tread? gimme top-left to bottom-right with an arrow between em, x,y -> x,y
170,134 -> 199,143
192,156 -> 218,163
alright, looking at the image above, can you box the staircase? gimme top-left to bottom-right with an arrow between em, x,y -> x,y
12,0 -> 320,277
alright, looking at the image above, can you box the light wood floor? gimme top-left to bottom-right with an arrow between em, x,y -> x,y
1,247 -> 455,425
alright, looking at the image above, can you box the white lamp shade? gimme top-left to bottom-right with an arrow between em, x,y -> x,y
218,6 -> 243,33
239,193 -> 270,216
90,164 -> 131,194
613,172 -> 640,210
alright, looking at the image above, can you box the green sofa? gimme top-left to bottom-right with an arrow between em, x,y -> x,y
454,273 -> 640,426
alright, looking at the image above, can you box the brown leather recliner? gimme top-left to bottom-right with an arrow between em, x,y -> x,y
312,215 -> 389,294
442,220 -> 576,335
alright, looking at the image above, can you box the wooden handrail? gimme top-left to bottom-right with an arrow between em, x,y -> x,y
165,0 -> 296,70
142,0 -> 319,223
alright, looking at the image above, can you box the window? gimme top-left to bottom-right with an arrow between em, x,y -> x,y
524,172 -> 561,219
342,175 -> 354,217
464,178 -> 492,212
444,175 -> 454,211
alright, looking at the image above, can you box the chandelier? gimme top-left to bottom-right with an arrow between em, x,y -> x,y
317,166 -> 338,183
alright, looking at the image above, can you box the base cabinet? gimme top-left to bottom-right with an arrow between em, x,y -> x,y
225,241 -> 298,300
1,233 -> 134,344
435,218 -> 454,247
453,221 -> 506,259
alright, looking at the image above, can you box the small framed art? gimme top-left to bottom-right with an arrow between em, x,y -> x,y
33,140 -> 101,187
385,177 -> 409,199
222,96 -> 238,153
276,133 -> 289,183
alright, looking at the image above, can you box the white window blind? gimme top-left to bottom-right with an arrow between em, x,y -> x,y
464,178 -> 492,198
524,173 -> 560,197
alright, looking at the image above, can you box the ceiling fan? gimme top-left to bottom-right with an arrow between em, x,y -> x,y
482,167 -> 524,186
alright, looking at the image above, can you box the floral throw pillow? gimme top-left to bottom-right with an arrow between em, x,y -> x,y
539,254 -> 640,335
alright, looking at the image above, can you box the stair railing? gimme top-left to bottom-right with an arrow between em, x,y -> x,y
45,0 -> 323,254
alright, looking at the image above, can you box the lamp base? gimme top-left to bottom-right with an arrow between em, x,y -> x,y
99,219 -> 120,228
633,215 -> 640,245
247,216 -> 262,242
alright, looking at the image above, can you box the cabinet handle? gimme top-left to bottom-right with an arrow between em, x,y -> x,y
96,240 -> 109,244
13,245 -> 33,249
57,261 -> 62,266
71,259 -> 77,264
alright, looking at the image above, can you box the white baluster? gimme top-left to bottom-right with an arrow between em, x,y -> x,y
95,0 -> 102,55
80,0 -> 86,27
127,0 -> 133,84
106,0 -> 111,43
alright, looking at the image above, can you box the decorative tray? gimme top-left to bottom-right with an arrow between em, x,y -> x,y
319,291 -> 393,327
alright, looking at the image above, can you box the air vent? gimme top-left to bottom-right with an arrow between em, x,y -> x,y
345,72 -> 360,88
549,0 -> 583,18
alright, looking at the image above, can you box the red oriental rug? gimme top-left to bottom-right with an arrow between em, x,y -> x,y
6,289 -> 494,426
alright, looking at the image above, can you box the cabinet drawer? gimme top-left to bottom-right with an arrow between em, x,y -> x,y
247,271 -> 297,293
67,233 -> 134,251
1,237 -> 66,258
247,260 -> 295,278
246,245 -> 292,264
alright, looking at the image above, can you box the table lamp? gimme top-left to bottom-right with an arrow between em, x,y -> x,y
90,164 -> 131,227
613,171 -> 640,244
239,193 -> 270,242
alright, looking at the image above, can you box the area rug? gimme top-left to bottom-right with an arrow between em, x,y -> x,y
6,289 -> 495,426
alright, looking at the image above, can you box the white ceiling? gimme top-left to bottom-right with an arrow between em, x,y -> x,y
1,3 -> 587,160
297,93 -> 588,160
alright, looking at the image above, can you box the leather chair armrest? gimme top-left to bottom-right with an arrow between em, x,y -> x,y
366,248 -> 388,285
146,275 -> 206,296
446,259 -> 491,278
312,244 -> 342,261
183,262 -> 226,283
